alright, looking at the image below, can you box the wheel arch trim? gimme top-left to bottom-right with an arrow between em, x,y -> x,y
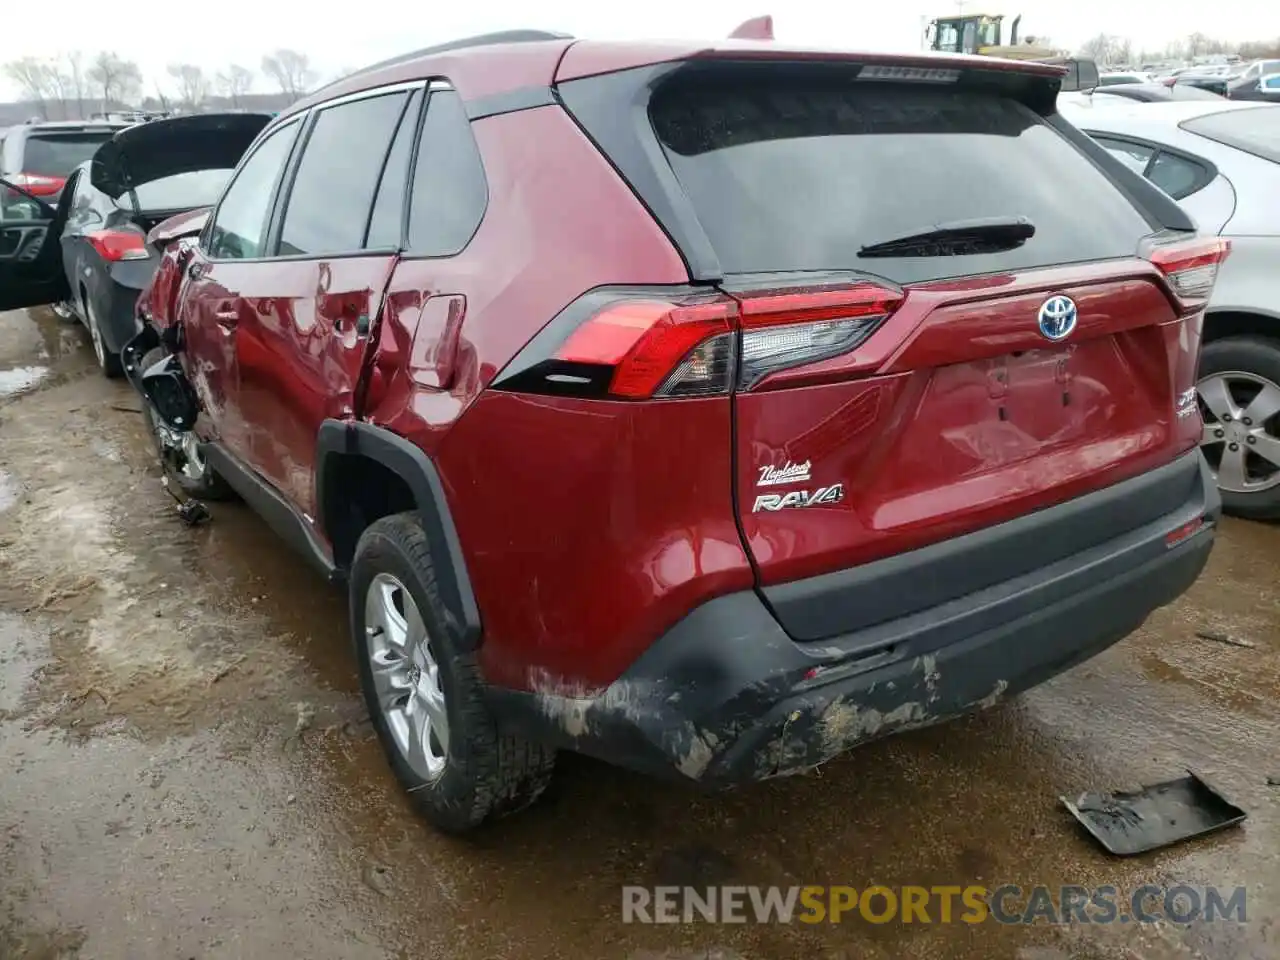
315,420 -> 482,649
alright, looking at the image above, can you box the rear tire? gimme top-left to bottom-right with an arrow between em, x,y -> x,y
1198,335 -> 1280,520
83,295 -> 123,379
139,347 -> 234,501
350,512 -> 555,833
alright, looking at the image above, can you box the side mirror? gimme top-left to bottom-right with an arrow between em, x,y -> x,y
140,354 -> 199,431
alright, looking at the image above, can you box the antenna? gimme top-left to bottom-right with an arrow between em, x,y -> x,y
728,15 -> 774,40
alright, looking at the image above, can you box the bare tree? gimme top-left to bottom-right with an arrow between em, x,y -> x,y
3,57 -> 53,117
66,51 -> 88,120
167,63 -> 209,111
261,49 -> 314,103
153,82 -> 172,115
44,62 -> 72,119
1186,32 -> 1210,59
1240,38 -> 1280,59
88,51 -> 143,110
215,64 -> 254,107
1080,33 -> 1121,65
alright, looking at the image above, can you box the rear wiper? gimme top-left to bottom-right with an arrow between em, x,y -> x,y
858,216 -> 1036,258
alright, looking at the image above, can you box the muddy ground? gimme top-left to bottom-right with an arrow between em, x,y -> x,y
0,305 -> 1276,960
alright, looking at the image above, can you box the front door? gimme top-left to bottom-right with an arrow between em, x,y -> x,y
0,180 -> 69,311
182,117 -> 303,462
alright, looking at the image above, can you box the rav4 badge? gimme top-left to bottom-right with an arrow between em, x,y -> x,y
753,484 -> 845,512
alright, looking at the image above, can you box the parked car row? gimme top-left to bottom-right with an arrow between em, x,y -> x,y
0,37 -> 1236,832
1,114 -> 270,375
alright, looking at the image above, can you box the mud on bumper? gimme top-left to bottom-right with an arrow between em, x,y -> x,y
487,451 -> 1219,785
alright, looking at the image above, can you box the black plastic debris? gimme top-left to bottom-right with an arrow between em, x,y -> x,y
1062,771 -> 1246,856
161,475 -> 210,527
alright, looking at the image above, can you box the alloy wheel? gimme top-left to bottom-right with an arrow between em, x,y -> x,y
84,299 -> 106,369
364,572 -> 449,781
1197,370 -> 1280,494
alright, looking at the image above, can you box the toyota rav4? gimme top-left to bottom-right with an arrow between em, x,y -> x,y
0,30 -> 1224,832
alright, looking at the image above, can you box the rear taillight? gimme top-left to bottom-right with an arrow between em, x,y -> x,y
499,282 -> 902,400
9,172 -> 64,196
87,229 -> 149,262
554,295 -> 737,398
1144,235 -> 1231,313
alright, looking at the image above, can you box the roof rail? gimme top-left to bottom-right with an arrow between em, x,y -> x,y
318,29 -> 574,92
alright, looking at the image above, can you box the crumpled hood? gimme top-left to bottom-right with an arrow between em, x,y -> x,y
90,113 -> 271,199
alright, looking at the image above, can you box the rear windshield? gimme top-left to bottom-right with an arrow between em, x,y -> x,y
126,169 -> 232,213
20,132 -> 115,177
1183,107 -> 1280,164
650,77 -> 1155,284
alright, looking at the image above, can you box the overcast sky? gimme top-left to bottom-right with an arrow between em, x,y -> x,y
3,0 -> 1278,100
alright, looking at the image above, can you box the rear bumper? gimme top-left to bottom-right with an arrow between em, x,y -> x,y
488,450 -> 1219,784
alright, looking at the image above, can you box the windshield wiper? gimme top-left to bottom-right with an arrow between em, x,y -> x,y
858,216 -> 1036,258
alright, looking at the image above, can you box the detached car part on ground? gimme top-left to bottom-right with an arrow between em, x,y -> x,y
0,113 -> 270,377
1,32 -> 1225,832
1059,98 -> 1280,519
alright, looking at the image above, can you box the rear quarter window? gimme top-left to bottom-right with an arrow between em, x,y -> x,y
1182,107 -> 1280,164
649,77 -> 1155,284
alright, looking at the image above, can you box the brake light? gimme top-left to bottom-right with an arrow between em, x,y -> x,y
554,294 -> 737,398
511,282 -> 902,400
9,172 -> 64,196
87,229 -> 149,262
1145,235 -> 1231,313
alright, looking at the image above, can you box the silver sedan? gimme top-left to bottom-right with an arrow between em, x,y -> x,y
1060,97 -> 1280,519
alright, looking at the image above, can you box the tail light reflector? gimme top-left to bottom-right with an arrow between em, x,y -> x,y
736,284 -> 904,390
87,229 -> 149,262
1145,235 -> 1231,313
512,282 -> 903,400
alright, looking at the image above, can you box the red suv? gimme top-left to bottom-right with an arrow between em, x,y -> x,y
0,31 -> 1225,832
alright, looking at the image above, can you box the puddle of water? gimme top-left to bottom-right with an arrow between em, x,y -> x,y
0,365 -> 50,400
0,470 -> 18,513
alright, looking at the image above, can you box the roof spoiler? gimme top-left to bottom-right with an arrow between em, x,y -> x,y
729,15 -> 774,40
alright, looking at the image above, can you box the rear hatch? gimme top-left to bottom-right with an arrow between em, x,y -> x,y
90,113 -> 270,230
82,113 -> 270,270
558,52 -> 1224,640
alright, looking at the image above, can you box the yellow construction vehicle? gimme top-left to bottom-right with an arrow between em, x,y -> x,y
924,13 -> 1065,61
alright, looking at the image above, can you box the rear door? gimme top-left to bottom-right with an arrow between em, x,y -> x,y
0,180 -> 68,311
644,67 -> 1189,593
182,118 -> 303,461
236,84 -> 421,516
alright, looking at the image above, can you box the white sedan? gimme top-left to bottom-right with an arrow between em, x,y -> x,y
1059,98 -> 1280,518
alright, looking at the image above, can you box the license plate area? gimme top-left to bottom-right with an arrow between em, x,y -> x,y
987,345 -> 1077,430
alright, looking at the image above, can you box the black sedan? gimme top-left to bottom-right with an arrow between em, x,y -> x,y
0,113 -> 269,376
